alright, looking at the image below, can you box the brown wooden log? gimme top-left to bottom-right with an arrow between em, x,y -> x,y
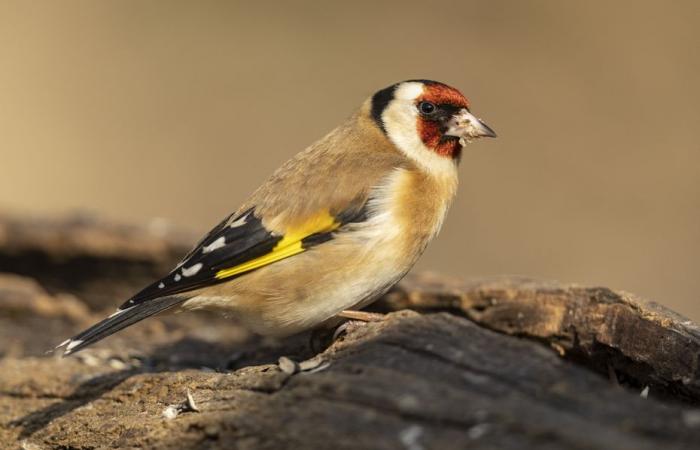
0,212 -> 193,310
378,273 -> 700,404
1,212 -> 699,449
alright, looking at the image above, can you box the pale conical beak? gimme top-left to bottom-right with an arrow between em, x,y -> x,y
444,109 -> 497,143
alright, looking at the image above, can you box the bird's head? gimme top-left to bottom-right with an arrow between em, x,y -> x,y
370,80 -> 496,170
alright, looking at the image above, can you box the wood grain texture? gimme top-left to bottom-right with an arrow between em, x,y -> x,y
379,273 -> 700,404
1,212 -> 699,449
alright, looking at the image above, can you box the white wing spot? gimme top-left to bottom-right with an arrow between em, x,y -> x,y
229,214 -> 248,228
182,263 -> 203,277
174,274 -> 182,282
66,339 -> 83,352
202,236 -> 226,254
158,282 -> 165,289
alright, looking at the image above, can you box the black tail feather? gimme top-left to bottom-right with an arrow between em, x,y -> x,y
56,296 -> 186,356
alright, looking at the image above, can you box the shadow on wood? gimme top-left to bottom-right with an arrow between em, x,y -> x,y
1,212 -> 699,449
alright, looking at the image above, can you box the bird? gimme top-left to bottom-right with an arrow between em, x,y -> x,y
55,79 -> 496,356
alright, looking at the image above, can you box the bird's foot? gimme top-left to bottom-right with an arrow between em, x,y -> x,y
308,311 -> 386,352
332,320 -> 363,341
332,311 -> 386,341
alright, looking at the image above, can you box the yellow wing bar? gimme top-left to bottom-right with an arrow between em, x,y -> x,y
214,211 -> 339,280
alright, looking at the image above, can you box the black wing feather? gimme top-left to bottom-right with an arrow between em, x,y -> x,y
120,201 -> 369,309
58,201 -> 370,356
120,209 -> 280,309
61,296 -> 184,355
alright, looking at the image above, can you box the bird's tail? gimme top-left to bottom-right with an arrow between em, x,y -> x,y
55,296 -> 186,356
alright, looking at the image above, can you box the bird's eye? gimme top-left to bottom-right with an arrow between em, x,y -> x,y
418,101 -> 436,115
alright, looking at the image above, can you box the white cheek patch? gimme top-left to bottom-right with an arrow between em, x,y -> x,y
382,84 -> 423,154
382,83 -> 457,177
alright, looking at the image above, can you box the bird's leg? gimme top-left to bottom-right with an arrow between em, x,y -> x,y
335,310 -> 385,322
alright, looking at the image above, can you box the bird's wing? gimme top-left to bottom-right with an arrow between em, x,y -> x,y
120,200 -> 369,310
57,198 -> 369,356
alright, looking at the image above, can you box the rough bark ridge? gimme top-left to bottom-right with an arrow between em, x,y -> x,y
0,213 -> 699,449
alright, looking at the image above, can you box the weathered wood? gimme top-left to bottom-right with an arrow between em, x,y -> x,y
379,273 -> 700,404
2,312 -> 700,449
1,212 -> 700,449
0,212 -> 193,310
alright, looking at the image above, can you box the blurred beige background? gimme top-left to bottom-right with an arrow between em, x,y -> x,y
0,1 -> 698,319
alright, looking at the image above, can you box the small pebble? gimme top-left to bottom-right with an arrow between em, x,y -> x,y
20,441 -> 42,450
640,386 -> 649,399
398,425 -> 424,450
108,358 -> 128,370
162,405 -> 179,420
467,423 -> 491,440
278,356 -> 299,375
162,389 -> 200,420
76,353 -> 101,367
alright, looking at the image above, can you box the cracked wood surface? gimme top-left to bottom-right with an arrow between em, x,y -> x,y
378,273 -> 700,404
3,312 -> 700,449
1,212 -> 700,449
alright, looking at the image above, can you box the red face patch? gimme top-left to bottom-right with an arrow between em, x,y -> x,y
418,120 -> 460,158
420,83 -> 470,110
416,83 -> 469,158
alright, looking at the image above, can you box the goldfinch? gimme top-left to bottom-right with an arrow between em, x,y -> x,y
57,79 -> 496,356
